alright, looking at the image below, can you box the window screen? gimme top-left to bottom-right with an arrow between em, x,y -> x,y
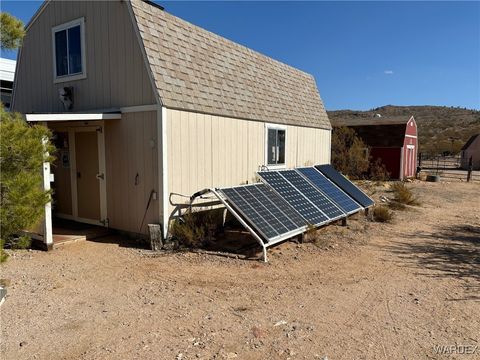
54,22 -> 83,78
267,128 -> 286,165
55,30 -> 68,76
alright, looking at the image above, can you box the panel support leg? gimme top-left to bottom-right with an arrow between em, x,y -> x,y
262,246 -> 268,263
341,218 -> 348,227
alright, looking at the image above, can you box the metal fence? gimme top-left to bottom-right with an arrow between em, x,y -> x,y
418,153 -> 479,182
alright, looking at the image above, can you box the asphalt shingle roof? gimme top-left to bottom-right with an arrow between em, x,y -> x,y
131,0 -> 331,129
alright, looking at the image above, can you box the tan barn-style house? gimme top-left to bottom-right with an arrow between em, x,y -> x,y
13,0 -> 332,248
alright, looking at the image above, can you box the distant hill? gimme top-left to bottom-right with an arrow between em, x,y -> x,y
327,105 -> 480,154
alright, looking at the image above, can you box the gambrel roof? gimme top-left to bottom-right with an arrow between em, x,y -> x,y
130,0 -> 331,129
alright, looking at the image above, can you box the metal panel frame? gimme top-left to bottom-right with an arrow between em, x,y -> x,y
295,167 -> 363,215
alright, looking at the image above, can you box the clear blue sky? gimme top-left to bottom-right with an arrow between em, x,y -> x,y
1,1 -> 479,110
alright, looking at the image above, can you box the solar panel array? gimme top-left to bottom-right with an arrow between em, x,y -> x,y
315,164 -> 374,208
297,167 -> 362,214
218,165 -> 373,244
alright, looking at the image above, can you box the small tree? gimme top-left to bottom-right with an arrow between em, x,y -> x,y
331,126 -> 369,179
0,106 -> 54,261
0,12 -> 25,50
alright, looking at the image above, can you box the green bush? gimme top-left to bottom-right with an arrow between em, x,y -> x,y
0,12 -> 25,50
10,235 -> 31,250
0,105 -> 54,261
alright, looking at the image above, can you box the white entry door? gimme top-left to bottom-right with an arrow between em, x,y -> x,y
406,145 -> 415,177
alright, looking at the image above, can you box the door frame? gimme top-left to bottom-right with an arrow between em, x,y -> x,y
51,122 -> 107,226
406,144 -> 415,177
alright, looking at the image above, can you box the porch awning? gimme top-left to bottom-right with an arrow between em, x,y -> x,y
25,112 -> 121,122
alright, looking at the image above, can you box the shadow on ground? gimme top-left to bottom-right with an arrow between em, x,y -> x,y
385,224 -> 480,301
88,233 -> 150,249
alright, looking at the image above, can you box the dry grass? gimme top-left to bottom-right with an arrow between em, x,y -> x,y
373,205 -> 393,223
170,209 -> 220,248
391,182 -> 420,205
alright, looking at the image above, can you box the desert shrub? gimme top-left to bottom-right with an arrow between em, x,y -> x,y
170,208 -> 220,248
331,126 -> 369,179
170,212 -> 205,248
369,158 -> 390,181
0,105 -> 54,261
373,205 -> 393,223
391,182 -> 420,205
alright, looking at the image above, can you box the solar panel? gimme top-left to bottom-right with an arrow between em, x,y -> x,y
257,171 -> 329,225
222,187 -> 278,240
279,170 -> 345,220
246,184 -> 307,231
315,164 -> 374,208
220,184 -> 306,243
296,167 -> 362,214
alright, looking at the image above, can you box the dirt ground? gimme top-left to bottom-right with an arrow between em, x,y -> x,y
1,181 -> 479,360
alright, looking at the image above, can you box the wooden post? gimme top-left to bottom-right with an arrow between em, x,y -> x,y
148,224 -> 163,251
467,156 -> 473,182
42,136 -> 53,250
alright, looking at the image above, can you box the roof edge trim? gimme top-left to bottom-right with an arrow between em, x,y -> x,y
163,106 -> 332,131
125,0 -> 163,106
25,0 -> 50,31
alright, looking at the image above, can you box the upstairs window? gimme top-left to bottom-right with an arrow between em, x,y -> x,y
52,18 -> 86,82
266,125 -> 286,167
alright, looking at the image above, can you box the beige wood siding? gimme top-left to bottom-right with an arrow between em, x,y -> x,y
105,112 -> 159,234
286,124 -> 331,167
166,108 -> 331,217
13,0 -> 156,113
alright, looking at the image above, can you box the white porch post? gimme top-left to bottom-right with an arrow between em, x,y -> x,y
42,135 -> 53,249
160,106 -> 169,241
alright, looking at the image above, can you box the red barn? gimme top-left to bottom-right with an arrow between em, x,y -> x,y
332,115 -> 418,180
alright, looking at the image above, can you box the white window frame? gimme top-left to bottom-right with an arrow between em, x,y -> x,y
264,123 -> 287,169
52,17 -> 87,83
